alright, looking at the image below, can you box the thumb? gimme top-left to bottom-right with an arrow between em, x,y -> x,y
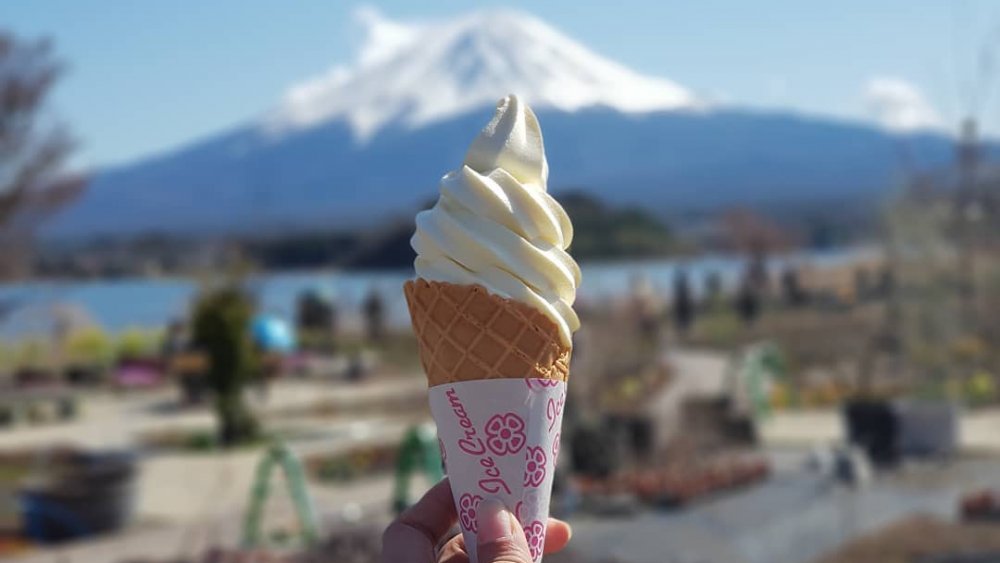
475,500 -> 534,563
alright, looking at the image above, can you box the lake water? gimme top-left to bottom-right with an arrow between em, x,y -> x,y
0,247 -> 874,340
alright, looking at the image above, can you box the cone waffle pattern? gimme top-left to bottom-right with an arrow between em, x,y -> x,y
404,279 -> 571,386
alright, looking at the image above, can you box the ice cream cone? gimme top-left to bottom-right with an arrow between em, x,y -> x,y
405,280 -> 570,563
404,95 -> 576,563
403,279 -> 570,387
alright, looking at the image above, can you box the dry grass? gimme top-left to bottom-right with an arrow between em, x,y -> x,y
814,515 -> 1000,563
688,303 -> 883,370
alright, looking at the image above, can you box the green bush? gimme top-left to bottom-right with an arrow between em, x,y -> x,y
966,371 -> 997,406
192,281 -> 260,447
0,342 -> 15,373
67,327 -> 114,366
559,191 -> 677,260
15,339 -> 48,369
116,327 -> 162,360
186,430 -> 218,451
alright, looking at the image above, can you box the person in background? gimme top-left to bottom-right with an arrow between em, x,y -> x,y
703,270 -> 723,308
296,288 -> 338,353
736,278 -> 761,326
672,269 -> 695,335
781,267 -> 807,307
363,287 -> 386,344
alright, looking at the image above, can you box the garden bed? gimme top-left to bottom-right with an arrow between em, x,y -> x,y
303,442 -> 400,483
138,428 -> 283,453
574,452 -> 771,509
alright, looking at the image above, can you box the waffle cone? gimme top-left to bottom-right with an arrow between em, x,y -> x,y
404,279 -> 571,387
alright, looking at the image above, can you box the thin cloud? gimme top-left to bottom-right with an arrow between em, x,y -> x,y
264,6 -> 424,133
864,76 -> 943,132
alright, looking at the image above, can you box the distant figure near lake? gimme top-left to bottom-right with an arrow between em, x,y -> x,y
672,269 -> 695,335
363,288 -> 385,344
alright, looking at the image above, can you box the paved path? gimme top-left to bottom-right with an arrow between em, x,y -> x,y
1,376 -> 432,562
0,375 -> 430,522
550,456 -> 1000,563
7,474 -> 423,563
0,376 -> 426,450
761,407 -> 1000,454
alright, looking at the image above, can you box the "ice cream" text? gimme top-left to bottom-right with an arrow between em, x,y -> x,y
445,387 -> 511,496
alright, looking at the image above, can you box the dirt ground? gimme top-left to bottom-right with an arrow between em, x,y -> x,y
815,515 -> 1000,563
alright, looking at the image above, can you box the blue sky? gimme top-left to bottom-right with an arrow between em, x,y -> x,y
6,0 -> 1000,167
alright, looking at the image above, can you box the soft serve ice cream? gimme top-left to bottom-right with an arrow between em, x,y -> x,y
411,94 -> 580,345
404,95 -> 578,563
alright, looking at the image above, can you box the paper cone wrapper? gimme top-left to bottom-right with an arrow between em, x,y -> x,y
430,378 -> 566,563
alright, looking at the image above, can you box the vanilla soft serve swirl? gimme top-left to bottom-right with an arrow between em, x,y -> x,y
411,95 -> 580,345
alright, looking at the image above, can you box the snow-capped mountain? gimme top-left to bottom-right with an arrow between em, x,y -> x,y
264,8 -> 700,142
48,8 -> 962,238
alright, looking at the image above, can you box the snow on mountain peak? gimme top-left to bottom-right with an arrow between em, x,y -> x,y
264,7 -> 700,141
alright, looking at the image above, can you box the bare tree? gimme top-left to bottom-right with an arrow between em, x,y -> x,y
719,208 -> 796,260
0,32 -> 85,278
718,208 -> 797,293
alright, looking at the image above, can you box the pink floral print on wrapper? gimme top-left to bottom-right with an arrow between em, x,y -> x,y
485,413 -> 526,456
546,392 -> 565,433
525,520 -> 546,561
458,493 -> 482,533
523,446 -> 547,487
526,379 -> 561,392
552,432 -> 560,465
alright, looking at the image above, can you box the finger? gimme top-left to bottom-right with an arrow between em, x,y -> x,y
397,479 -> 459,541
475,500 -> 533,563
442,517 -> 571,558
382,479 -> 457,563
543,518 -> 572,554
437,534 -> 469,563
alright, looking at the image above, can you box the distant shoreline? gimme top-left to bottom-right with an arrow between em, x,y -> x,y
0,245 -> 879,341
6,243 -> 876,286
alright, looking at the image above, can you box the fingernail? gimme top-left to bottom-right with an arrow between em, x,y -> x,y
477,499 -> 511,544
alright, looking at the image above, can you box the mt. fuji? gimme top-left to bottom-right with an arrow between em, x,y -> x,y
50,8 -> 958,238
265,8 -> 700,141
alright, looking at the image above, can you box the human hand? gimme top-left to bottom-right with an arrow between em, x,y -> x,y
382,479 -> 572,563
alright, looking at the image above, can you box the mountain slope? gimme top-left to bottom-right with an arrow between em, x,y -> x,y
50,106 -> 958,237
46,9 -> 959,238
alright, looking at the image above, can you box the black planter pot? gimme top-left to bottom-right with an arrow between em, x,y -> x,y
894,399 -> 958,459
19,451 -> 137,543
64,364 -> 104,387
570,422 -> 621,478
842,398 -> 899,467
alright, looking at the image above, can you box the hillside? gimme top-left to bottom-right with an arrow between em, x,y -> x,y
46,9 -> 962,239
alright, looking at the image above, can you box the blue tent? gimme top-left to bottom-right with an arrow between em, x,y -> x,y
252,315 -> 296,353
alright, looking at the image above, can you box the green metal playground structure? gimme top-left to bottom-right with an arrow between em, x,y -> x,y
242,440 -> 320,549
392,424 -> 444,514
240,423 -> 443,549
